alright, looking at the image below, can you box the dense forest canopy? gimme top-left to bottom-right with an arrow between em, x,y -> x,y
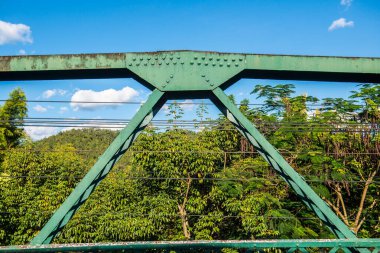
0,83 -> 379,245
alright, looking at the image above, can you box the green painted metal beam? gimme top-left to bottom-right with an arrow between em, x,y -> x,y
30,89 -> 166,245
0,52 -> 379,91
1,239 -> 380,253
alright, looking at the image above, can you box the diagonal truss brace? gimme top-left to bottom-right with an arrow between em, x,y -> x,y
31,88 -> 368,252
30,89 -> 166,245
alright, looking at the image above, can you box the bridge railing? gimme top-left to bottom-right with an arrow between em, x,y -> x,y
1,239 -> 380,253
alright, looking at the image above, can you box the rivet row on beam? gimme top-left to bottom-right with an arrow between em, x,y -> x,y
162,74 -> 174,88
128,61 -> 240,67
132,55 -> 181,62
130,55 -> 243,64
200,74 -> 214,87
193,56 -> 243,62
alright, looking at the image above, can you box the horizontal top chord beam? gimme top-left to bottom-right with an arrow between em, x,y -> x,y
0,51 -> 379,90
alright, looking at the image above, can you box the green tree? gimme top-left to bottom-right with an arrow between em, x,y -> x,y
0,88 -> 27,150
251,83 -> 380,237
166,101 -> 184,128
131,129 -> 224,240
350,83 -> 380,122
0,144 -> 85,245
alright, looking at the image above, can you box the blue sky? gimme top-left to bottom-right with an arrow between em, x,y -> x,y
0,0 -> 379,139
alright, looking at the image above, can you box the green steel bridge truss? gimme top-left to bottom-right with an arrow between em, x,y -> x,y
0,51 -> 379,252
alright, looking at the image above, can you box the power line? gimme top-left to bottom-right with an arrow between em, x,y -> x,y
2,117 -> 378,130
14,126 -> 380,133
1,149 -> 378,156
3,122 -> 379,133
2,99 -> 371,107
3,118 -> 379,126
1,174 -> 379,184
0,210 -> 378,223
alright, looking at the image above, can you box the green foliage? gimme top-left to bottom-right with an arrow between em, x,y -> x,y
166,101 -> 184,126
130,129 -> 224,239
0,88 -> 27,150
350,83 -> 380,121
251,83 -> 380,237
0,144 -> 85,245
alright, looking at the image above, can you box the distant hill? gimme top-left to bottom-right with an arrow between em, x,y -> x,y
34,128 -> 132,171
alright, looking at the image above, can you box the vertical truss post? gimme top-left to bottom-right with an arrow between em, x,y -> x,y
211,87 -> 368,253
30,89 -> 166,245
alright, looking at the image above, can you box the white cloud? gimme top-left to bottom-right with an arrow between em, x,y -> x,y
180,99 -> 195,111
70,86 -> 139,111
62,122 -> 123,132
25,126 -> 60,140
340,0 -> 353,7
0,20 -> 33,45
328,18 -> 354,31
42,89 -> 67,98
33,104 -> 47,112
59,106 -> 69,114
18,49 -> 26,55
163,99 -> 195,113
26,117 -> 126,140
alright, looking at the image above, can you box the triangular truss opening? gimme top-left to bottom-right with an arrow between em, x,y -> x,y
30,87 -> 357,246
